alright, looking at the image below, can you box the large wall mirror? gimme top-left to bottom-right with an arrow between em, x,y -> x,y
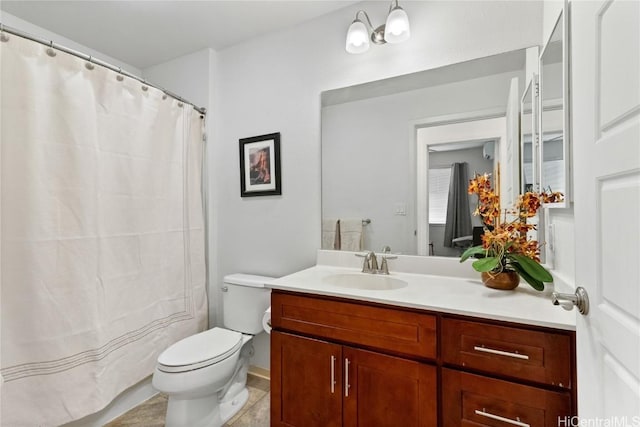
321,49 -> 532,257
539,7 -> 570,207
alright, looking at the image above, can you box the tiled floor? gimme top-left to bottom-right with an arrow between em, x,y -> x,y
104,374 -> 270,427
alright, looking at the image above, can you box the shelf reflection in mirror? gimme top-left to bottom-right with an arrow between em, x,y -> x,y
321,49 -> 530,257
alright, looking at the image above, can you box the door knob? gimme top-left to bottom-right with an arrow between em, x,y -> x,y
551,287 -> 589,315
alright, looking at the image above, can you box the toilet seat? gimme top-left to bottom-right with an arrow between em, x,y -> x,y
157,327 -> 242,373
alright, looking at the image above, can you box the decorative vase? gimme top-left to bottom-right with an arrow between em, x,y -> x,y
481,271 -> 520,290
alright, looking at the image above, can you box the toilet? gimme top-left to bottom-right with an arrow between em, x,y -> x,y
152,274 -> 273,427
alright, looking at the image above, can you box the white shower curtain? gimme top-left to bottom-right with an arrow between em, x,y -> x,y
0,35 -> 208,426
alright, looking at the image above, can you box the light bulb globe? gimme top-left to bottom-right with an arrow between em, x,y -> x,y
346,20 -> 370,54
384,6 -> 410,44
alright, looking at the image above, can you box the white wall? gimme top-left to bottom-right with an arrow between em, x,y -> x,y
212,0 -> 542,368
322,70 -> 522,255
143,49 -> 213,111
0,11 -> 141,76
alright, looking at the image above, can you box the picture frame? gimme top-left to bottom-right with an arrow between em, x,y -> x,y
239,132 -> 281,197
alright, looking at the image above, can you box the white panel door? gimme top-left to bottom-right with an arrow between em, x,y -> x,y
572,0 -> 640,421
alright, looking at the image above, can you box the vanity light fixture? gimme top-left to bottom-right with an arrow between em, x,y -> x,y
345,0 -> 410,54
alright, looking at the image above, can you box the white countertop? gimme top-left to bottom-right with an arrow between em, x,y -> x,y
266,264 -> 577,331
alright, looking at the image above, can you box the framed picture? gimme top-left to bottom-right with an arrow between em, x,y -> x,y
239,132 -> 281,197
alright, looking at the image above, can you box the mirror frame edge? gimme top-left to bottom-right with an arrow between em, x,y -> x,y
539,0 -> 571,208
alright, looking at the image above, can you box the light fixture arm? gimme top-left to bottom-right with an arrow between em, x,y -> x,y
353,10 -> 376,32
353,9 -> 386,45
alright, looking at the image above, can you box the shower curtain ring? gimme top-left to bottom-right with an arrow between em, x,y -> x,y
116,68 -> 124,81
85,56 -> 95,70
141,80 -> 149,92
46,41 -> 57,56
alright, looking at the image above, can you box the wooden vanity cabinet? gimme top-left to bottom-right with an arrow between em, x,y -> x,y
270,291 -> 576,427
270,291 -> 437,427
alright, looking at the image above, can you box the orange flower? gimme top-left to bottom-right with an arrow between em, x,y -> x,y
468,173 -> 492,195
542,191 -> 564,204
467,173 -> 562,263
519,192 -> 542,218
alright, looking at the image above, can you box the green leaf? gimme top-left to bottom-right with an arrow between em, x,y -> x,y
460,245 -> 486,263
472,256 -> 500,272
509,254 -> 553,283
510,262 -> 545,291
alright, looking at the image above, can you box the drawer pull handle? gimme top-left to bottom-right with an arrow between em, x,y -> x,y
344,358 -> 351,397
473,345 -> 529,360
475,409 -> 530,427
330,355 -> 336,394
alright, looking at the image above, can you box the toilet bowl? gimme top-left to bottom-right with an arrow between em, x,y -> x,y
152,274 -> 273,427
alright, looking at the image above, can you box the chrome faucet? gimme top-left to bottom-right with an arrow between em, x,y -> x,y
356,248 -> 397,274
361,251 -> 378,273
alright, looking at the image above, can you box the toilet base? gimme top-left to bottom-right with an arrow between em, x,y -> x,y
165,393 -> 221,427
163,386 -> 249,427
220,387 -> 249,424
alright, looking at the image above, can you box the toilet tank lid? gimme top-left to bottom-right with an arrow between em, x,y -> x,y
224,273 -> 275,288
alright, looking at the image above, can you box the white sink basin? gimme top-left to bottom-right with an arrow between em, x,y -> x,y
323,273 -> 408,291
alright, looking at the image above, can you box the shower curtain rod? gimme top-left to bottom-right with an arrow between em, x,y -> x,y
0,23 -> 207,115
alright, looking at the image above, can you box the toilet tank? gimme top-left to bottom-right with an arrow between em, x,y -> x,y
222,274 -> 273,334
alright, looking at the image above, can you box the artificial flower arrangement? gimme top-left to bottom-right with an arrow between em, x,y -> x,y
460,173 -> 564,291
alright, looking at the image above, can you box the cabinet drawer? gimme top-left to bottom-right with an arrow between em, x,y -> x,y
271,291 -> 437,359
442,369 -> 572,427
442,318 -> 573,388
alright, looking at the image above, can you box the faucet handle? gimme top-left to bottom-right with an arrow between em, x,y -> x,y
379,254 -> 397,275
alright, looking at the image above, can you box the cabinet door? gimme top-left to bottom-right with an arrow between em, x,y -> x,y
271,331 -> 343,427
343,347 -> 437,427
442,368 -> 572,427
